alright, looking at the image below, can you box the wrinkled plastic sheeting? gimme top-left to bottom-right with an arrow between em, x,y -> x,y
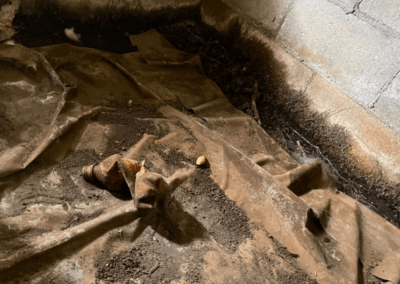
0,44 -> 103,178
0,30 -> 400,284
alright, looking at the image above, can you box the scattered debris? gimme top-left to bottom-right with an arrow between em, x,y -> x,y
4,39 -> 17,45
64,27 -> 81,42
148,262 -> 159,275
251,80 -> 261,125
117,138 -> 125,148
290,127 -> 360,194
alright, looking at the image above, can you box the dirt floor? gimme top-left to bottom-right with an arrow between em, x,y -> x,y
1,4 -> 394,283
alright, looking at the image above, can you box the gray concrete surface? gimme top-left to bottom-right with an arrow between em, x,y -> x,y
373,74 -> 400,132
275,0 -> 400,108
359,0 -> 400,36
220,0 -> 400,135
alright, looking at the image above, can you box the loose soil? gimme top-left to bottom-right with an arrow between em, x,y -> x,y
185,168 -> 252,250
94,101 -> 161,158
95,226 -> 208,284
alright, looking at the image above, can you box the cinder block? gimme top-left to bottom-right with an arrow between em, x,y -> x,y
359,0 -> 400,35
221,0 -> 292,33
276,0 -> 400,107
304,74 -> 400,183
373,75 -> 400,134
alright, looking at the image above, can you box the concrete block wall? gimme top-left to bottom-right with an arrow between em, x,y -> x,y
221,0 -> 400,134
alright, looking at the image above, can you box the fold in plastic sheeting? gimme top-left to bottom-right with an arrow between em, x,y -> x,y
0,30 -> 399,283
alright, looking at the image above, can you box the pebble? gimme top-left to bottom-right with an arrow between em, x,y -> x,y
196,155 -> 206,166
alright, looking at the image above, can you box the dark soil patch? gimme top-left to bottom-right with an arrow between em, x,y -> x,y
145,146 -> 195,175
0,106 -> 19,148
106,101 -> 161,119
59,149 -> 105,201
62,148 -> 101,169
184,168 -> 252,251
95,221 -> 208,284
137,142 -> 252,251
17,150 -> 103,214
94,102 -> 160,158
11,3 -> 199,54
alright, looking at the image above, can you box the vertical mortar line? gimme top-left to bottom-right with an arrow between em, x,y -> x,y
368,68 -> 400,109
271,0 -> 297,39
